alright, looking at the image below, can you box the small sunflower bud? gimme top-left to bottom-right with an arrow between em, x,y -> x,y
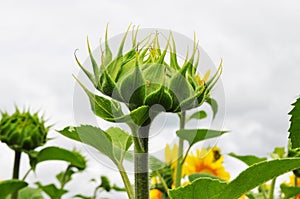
0,109 -> 49,152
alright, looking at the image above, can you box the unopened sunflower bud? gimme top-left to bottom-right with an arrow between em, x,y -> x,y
0,109 -> 49,152
75,25 -> 222,117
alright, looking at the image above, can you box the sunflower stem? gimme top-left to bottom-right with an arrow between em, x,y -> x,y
268,177 -> 276,199
175,111 -> 186,188
134,124 -> 150,199
11,150 -> 22,199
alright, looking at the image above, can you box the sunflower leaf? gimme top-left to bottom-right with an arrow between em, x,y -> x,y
0,180 -> 28,199
176,129 -> 228,147
280,183 -> 300,199
58,125 -> 132,164
18,187 -> 44,199
206,98 -> 218,119
229,153 -> 267,166
288,96 -> 300,149
29,146 -> 86,170
169,177 -> 227,199
58,125 -> 115,163
187,110 -> 207,122
216,158 -> 300,199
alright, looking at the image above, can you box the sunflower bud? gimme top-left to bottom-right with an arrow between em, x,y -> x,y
76,25 -> 222,122
0,108 -> 49,152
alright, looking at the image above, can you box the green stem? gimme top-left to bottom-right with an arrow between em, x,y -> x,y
134,124 -> 150,199
117,164 -> 134,199
60,165 -> 72,190
175,111 -> 186,188
156,171 -> 169,196
92,185 -> 102,199
259,185 -> 268,199
21,168 -> 32,181
181,146 -> 191,165
268,178 -> 276,199
11,150 -> 22,199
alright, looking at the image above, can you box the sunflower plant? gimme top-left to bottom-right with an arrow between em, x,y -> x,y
0,108 -> 88,199
59,25 -> 222,199
55,25 -> 300,199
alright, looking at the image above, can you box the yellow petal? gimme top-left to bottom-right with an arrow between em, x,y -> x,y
165,144 -> 178,163
203,70 -> 211,82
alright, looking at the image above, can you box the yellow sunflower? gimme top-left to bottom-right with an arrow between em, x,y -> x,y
182,147 -> 230,181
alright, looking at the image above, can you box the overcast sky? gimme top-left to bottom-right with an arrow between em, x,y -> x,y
1,0 -> 300,198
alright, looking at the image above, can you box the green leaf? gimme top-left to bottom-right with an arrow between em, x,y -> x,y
103,24 -> 113,66
36,182 -> 67,199
56,169 -> 75,186
144,86 -> 173,111
289,96 -> 300,148
176,129 -> 227,147
280,183 -> 300,199
0,180 -> 28,199
113,105 -> 149,126
119,66 -> 146,109
106,127 -> 133,161
74,76 -> 124,122
98,70 -> 121,99
168,72 -> 193,111
29,146 -> 86,170
288,148 -> 300,177
206,98 -> 218,119
245,192 -> 265,199
206,61 -> 222,92
125,105 -> 149,126
169,33 -> 180,70
87,37 -> 99,80
169,177 -> 227,199
18,187 -> 44,199
74,51 -> 96,86
58,125 -> 114,162
143,63 -> 166,94
188,173 -> 225,182
58,125 -> 132,164
100,176 -> 111,191
176,92 -> 201,112
216,158 -> 300,199
187,110 -> 207,122
229,153 -> 267,166
116,50 -> 136,80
